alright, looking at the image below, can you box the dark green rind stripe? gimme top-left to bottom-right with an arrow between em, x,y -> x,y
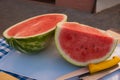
5,31 -> 54,55
5,38 -> 15,48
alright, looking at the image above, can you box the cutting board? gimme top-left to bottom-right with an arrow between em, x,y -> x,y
0,40 -> 80,80
0,30 -> 120,80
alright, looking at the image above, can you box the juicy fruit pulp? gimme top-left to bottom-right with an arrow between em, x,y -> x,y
55,22 -> 117,66
7,14 -> 66,38
3,13 -> 67,54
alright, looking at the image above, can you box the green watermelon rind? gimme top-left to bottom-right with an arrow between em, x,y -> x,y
55,22 -> 118,66
3,13 -> 67,54
5,31 -> 54,54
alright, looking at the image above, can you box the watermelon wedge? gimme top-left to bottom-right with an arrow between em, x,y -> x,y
55,22 -> 117,66
3,13 -> 67,54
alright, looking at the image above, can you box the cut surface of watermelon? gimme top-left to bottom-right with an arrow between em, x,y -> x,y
55,22 -> 117,66
3,13 -> 67,54
4,13 -> 67,38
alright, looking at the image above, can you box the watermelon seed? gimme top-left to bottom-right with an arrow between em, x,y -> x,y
85,47 -> 87,50
66,35 -> 72,40
80,45 -> 83,48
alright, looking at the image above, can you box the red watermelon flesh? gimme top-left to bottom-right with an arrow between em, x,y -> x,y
55,22 -> 117,66
7,14 -> 65,37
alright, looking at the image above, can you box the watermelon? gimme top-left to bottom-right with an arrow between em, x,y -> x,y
3,13 -> 67,54
55,22 -> 117,66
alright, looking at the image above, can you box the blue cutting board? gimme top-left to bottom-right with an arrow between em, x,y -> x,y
0,40 -> 120,80
0,41 -> 80,80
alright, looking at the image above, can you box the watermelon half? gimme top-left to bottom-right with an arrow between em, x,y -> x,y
55,22 -> 117,66
3,13 -> 67,54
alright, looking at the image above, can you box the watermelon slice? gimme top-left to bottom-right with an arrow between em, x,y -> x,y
55,22 -> 117,66
3,13 -> 67,54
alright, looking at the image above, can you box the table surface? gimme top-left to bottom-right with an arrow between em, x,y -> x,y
0,0 -> 120,37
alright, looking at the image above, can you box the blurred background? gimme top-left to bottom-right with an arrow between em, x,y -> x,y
0,0 -> 120,36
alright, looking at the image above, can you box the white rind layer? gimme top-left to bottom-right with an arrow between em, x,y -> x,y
3,13 -> 67,39
55,22 -> 118,66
